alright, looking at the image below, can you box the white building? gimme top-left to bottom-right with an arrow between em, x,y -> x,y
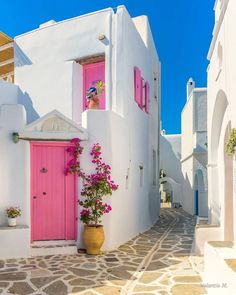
181,78 -> 208,217
202,1 -> 236,292
207,0 -> 236,240
160,79 -> 208,214
0,6 -> 161,259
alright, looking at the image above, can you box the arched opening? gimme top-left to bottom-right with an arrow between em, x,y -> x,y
211,90 -> 228,163
209,90 -> 228,224
159,176 -> 182,208
160,180 -> 173,207
224,122 -> 234,240
194,170 -> 207,217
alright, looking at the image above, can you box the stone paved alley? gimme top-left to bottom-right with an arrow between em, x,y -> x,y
0,208 -> 206,295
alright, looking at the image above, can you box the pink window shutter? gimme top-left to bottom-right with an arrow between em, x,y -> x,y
141,77 -> 145,109
134,67 -> 142,107
145,82 -> 150,114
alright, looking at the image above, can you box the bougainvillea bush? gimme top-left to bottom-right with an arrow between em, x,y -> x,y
225,128 -> 236,155
65,138 -> 118,227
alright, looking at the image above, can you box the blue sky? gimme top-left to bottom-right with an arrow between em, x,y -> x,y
0,0 -> 215,134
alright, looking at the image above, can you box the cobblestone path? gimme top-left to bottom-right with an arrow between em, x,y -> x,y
0,208 -> 206,295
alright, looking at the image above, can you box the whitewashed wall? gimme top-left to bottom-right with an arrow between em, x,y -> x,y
160,134 -> 182,184
181,85 -> 207,216
0,82 -> 29,226
207,0 -> 236,239
4,6 -> 161,252
14,8 -> 113,123
0,81 -> 19,105
0,104 -> 28,226
0,103 -> 31,258
80,7 -> 160,250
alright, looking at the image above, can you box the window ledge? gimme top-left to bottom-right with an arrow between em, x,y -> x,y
0,225 -> 29,230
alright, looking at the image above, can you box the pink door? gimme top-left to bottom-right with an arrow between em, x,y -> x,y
31,142 -> 77,241
83,61 -> 106,111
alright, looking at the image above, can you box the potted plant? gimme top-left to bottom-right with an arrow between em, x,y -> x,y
6,206 -> 21,227
86,80 -> 105,110
225,128 -> 236,156
65,139 -> 118,254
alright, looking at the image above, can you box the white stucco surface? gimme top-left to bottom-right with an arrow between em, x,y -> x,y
203,241 -> 236,294
14,8 -> 114,123
78,8 -> 161,248
0,5 -> 160,257
207,0 -> 236,240
194,225 -> 221,255
0,80 -> 19,105
181,83 -> 208,216
159,134 -> 183,205
160,134 -> 182,184
0,226 -> 30,259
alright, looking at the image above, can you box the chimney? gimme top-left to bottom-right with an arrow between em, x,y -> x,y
186,78 -> 195,100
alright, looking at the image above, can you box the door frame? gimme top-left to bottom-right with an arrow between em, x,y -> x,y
195,190 -> 199,216
30,141 -> 78,242
83,60 -> 106,111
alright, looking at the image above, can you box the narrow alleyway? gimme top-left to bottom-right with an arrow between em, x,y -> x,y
0,208 -> 206,295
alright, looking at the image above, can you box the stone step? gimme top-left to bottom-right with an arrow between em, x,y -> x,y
31,241 -> 78,256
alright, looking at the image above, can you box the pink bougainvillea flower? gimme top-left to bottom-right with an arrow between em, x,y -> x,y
65,139 -> 118,226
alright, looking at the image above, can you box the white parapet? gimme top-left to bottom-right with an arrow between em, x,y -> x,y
194,224 -> 221,255
203,241 -> 236,295
0,225 -> 30,259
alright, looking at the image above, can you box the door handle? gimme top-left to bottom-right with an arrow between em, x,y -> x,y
33,196 -> 37,199
43,192 -> 47,195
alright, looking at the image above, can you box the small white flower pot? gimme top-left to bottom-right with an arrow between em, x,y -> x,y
8,218 -> 17,227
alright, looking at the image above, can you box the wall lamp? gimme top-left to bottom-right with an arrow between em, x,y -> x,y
12,132 -> 20,144
98,34 -> 106,41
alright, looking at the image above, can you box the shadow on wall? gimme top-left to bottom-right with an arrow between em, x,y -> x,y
14,44 -> 33,67
194,152 -> 208,167
160,136 -> 184,185
18,90 -> 39,124
14,44 -> 38,123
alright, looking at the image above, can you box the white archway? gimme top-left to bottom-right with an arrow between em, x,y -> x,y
223,122 -> 234,240
160,176 -> 182,205
209,90 -> 228,224
211,90 -> 228,164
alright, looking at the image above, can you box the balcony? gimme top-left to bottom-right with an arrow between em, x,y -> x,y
0,32 -> 14,83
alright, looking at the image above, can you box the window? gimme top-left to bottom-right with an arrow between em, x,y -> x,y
144,82 -> 150,113
134,67 -> 142,107
134,66 -> 150,114
139,165 -> 144,187
83,61 -> 105,111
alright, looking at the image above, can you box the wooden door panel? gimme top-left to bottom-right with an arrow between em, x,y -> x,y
31,142 -> 77,241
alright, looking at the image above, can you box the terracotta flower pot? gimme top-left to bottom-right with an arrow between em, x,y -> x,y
88,96 -> 100,109
83,225 -> 105,255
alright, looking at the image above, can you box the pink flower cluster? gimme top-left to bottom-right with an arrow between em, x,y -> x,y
65,139 -> 118,226
64,138 -> 84,176
103,203 -> 112,213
